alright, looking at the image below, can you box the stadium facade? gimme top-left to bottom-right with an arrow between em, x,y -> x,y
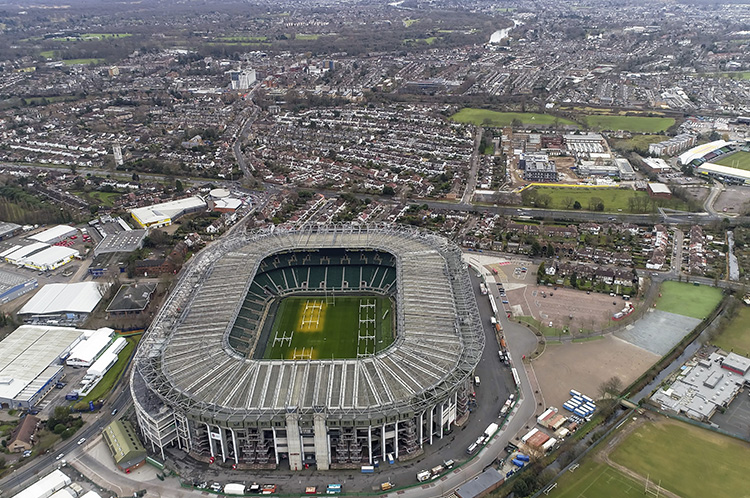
131,224 -> 485,470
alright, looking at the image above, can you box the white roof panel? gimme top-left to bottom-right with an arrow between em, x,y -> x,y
19,282 -> 103,315
131,196 -> 206,225
22,245 -> 78,266
5,242 -> 49,262
28,225 -> 77,244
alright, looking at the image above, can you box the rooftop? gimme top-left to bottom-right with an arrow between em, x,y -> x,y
106,282 -> 157,313
19,282 -> 103,316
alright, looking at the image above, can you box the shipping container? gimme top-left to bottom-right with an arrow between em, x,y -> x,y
512,459 -> 525,468
516,454 -> 530,462
361,465 -> 375,473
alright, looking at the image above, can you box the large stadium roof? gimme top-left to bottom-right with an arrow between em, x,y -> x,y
19,282 -> 103,316
0,325 -> 83,402
696,162 -> 750,181
135,225 -> 484,420
678,140 -> 732,165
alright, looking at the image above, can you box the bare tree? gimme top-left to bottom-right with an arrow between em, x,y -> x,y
598,376 -> 623,400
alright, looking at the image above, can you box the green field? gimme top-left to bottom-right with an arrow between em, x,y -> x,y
609,134 -> 667,154
701,71 -> 750,80
51,33 -> 132,42
263,296 -> 393,360
525,186 -> 684,213
62,58 -> 105,66
610,421 -> 750,498
654,281 -> 722,319
216,35 -> 268,42
580,115 -> 675,133
81,336 -> 139,402
553,461 -> 644,498
295,33 -> 320,40
450,108 -> 578,127
712,305 -> 750,355
712,151 -> 750,171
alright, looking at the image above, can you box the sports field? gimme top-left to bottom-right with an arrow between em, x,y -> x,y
610,420 -> 750,498
450,108 -> 578,127
711,305 -> 750,355
529,187 -> 648,212
263,296 -> 393,360
552,461 -> 644,498
712,151 -> 750,171
654,281 -> 722,319
580,115 -> 675,133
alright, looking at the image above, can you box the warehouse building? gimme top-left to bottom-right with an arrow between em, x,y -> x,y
18,281 -> 104,325
103,420 -> 147,472
12,469 -> 71,498
28,225 -> 78,244
0,270 -> 37,305
1,241 -> 78,271
647,182 -> 672,199
455,468 -> 505,498
0,325 -> 85,409
0,221 -> 22,240
130,196 -> 207,228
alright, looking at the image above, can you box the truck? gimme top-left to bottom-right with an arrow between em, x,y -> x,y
479,283 -> 488,295
361,465 -> 375,473
380,482 -> 394,491
261,484 -> 277,494
326,484 -> 342,494
466,442 -> 478,454
490,316 -> 497,325
305,486 -> 317,494
224,483 -> 245,495
495,323 -> 502,333
417,470 -> 431,482
443,459 -> 455,469
484,423 -> 499,438
431,465 -> 445,477
65,392 -> 79,401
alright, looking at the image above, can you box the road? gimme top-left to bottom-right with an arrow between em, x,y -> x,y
460,127 -> 483,204
0,383 -> 133,496
703,179 -> 723,217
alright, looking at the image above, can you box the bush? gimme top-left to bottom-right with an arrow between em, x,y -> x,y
53,423 -> 67,435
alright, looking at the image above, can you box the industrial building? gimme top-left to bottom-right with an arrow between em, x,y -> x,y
66,327 -> 115,367
0,270 -> 37,304
521,154 -> 558,182
0,221 -> 22,240
640,157 -> 673,174
103,420 -> 147,472
18,282 -> 104,325
647,182 -> 672,199
132,225 -> 484,469
0,325 -> 86,409
93,229 -> 147,258
695,163 -> 750,185
28,225 -> 78,245
130,196 -> 207,228
1,241 -> 78,271
455,468 -> 505,498
12,469 -> 71,498
650,351 -> 750,421
228,68 -> 256,90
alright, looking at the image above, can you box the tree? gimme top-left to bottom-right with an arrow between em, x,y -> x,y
382,185 -> 395,195
598,376 -> 623,399
175,179 -> 184,192
570,272 -> 578,288
573,200 -> 582,210
562,196 -> 574,209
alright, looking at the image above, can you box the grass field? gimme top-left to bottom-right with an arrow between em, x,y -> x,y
654,281 -> 723,319
527,186 -> 671,213
72,190 -> 122,207
263,296 -> 393,360
610,420 -> 750,498
701,71 -> 750,80
216,35 -> 268,42
62,58 -> 105,66
552,461 -> 644,498
712,151 -> 750,171
609,134 -> 667,154
711,305 -> 750,355
450,108 -> 578,127
580,115 -> 675,133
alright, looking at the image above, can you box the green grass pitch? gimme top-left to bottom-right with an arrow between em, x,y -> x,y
553,461 -> 644,498
712,151 -> 750,171
711,305 -> 750,356
263,296 -> 394,360
610,421 -> 750,498
654,281 -> 723,319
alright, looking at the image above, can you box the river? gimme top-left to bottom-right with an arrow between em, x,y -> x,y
489,20 -> 522,44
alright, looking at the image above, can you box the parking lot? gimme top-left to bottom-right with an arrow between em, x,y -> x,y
710,388 -> 750,438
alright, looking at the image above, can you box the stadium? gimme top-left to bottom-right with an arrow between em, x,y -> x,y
131,224 -> 484,471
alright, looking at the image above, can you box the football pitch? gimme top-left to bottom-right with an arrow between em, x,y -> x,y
263,296 -> 394,360
552,461 -> 644,498
712,151 -> 750,171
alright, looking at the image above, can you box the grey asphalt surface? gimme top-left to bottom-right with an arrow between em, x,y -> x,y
615,310 -> 701,356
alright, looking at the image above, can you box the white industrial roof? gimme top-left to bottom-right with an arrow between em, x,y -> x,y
5,242 -> 48,262
642,157 -> 672,171
19,282 -> 103,315
13,469 -> 72,498
648,182 -> 672,194
214,198 -> 242,210
0,325 -> 84,402
28,225 -> 77,244
130,196 -> 206,226
696,162 -> 750,181
21,245 -> 78,267
67,328 -> 113,365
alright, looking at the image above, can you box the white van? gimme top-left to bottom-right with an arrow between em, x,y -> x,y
474,376 -> 481,385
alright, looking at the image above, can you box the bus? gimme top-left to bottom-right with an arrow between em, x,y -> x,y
361,465 -> 375,473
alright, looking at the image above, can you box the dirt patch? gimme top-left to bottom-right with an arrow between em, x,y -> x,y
507,285 -> 622,334
531,335 -> 659,410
